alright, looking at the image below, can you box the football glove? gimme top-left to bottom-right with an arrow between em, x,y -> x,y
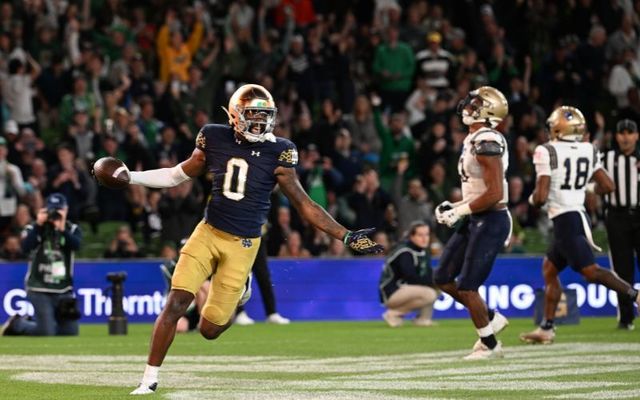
435,201 -> 453,224
438,204 -> 472,228
343,228 -> 384,254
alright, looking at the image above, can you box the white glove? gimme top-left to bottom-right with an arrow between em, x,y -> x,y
435,201 -> 453,225
439,204 -> 472,228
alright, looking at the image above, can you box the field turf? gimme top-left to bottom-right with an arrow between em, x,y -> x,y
1,317 -> 638,399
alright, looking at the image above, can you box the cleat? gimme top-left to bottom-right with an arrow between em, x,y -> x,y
491,310 -> 509,334
234,311 -> 255,326
412,318 -> 437,327
266,313 -> 290,325
520,327 -> 555,344
472,310 -> 509,351
1,315 -> 20,336
617,322 -> 635,331
130,382 -> 157,395
382,311 -> 403,328
464,341 -> 504,360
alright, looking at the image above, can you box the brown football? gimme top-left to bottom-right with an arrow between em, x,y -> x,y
92,157 -> 130,189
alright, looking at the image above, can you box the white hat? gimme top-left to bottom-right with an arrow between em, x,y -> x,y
4,120 -> 18,135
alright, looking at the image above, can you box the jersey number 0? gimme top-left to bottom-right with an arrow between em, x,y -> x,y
223,158 -> 249,200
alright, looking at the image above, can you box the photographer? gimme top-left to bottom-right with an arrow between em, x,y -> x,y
1,193 -> 82,336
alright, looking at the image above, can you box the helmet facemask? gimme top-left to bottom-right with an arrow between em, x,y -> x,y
223,84 -> 278,143
457,87 -> 508,128
233,104 -> 277,142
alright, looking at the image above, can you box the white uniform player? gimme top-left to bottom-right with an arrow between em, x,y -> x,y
533,141 -> 601,219
521,105 -> 640,345
434,86 -> 511,360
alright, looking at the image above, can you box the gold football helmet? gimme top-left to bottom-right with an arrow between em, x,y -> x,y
546,106 -> 586,141
223,84 -> 278,142
457,86 -> 508,128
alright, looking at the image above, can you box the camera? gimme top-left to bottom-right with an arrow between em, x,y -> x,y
47,208 -> 62,222
106,271 -> 127,284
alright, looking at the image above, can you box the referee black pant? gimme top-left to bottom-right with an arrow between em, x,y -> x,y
605,208 -> 640,325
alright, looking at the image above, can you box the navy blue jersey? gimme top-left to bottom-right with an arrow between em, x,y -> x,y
196,124 -> 298,237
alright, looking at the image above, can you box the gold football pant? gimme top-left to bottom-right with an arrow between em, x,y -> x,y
171,221 -> 260,325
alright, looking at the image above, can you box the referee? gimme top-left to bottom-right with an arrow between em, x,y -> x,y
602,119 -> 640,330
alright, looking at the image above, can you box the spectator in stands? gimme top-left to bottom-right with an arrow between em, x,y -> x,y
321,237 -> 352,258
0,234 -> 23,260
278,230 -> 311,258
2,54 -> 40,132
342,95 -> 381,161
392,156 -> 433,237
608,46 -> 640,109
156,9 -> 203,83
0,136 -> 25,237
47,144 -> 90,222
158,180 -> 202,247
59,71 -> 95,129
348,167 -> 392,232
371,94 -> 416,190
415,31 -> 454,92
372,26 -> 415,113
380,221 -> 437,327
104,225 -> 143,259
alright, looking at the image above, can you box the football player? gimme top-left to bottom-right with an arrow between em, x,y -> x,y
520,106 -> 640,344
125,84 -> 383,395
433,86 -> 511,360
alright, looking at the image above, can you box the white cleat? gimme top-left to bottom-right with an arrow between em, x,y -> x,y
234,311 -> 255,326
472,310 -> 509,351
266,313 -> 291,324
491,310 -> 509,334
520,327 -> 555,344
464,341 -> 504,360
130,382 -> 157,395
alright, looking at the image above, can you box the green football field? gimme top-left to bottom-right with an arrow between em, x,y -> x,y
1,317 -> 638,399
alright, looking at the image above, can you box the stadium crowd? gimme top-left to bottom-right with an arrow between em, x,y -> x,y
0,0 -> 638,259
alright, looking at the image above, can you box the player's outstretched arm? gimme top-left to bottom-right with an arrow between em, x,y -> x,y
275,166 -> 383,254
129,148 -> 206,188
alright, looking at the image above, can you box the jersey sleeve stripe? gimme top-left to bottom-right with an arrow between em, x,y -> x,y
542,144 -> 558,169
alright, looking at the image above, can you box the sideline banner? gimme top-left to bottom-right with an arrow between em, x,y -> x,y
0,256 -> 637,322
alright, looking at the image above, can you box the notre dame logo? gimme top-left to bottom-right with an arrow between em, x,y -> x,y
278,148 -> 299,166
196,131 -> 206,150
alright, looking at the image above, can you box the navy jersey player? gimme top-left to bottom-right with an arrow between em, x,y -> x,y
520,106 -> 640,344
433,86 -> 511,360
123,84 -> 383,395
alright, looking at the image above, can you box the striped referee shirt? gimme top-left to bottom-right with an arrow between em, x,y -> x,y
602,149 -> 640,208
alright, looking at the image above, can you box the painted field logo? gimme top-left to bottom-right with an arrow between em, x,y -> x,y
4,343 -> 640,399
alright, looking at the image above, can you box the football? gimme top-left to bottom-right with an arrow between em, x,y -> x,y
92,157 -> 130,189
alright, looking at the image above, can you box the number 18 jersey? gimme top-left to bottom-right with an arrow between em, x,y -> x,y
196,124 -> 298,238
533,140 -> 601,219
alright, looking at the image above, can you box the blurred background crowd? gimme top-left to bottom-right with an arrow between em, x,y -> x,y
0,0 -> 639,260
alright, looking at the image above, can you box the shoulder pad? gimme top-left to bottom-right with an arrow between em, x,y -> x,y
473,140 -> 504,156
